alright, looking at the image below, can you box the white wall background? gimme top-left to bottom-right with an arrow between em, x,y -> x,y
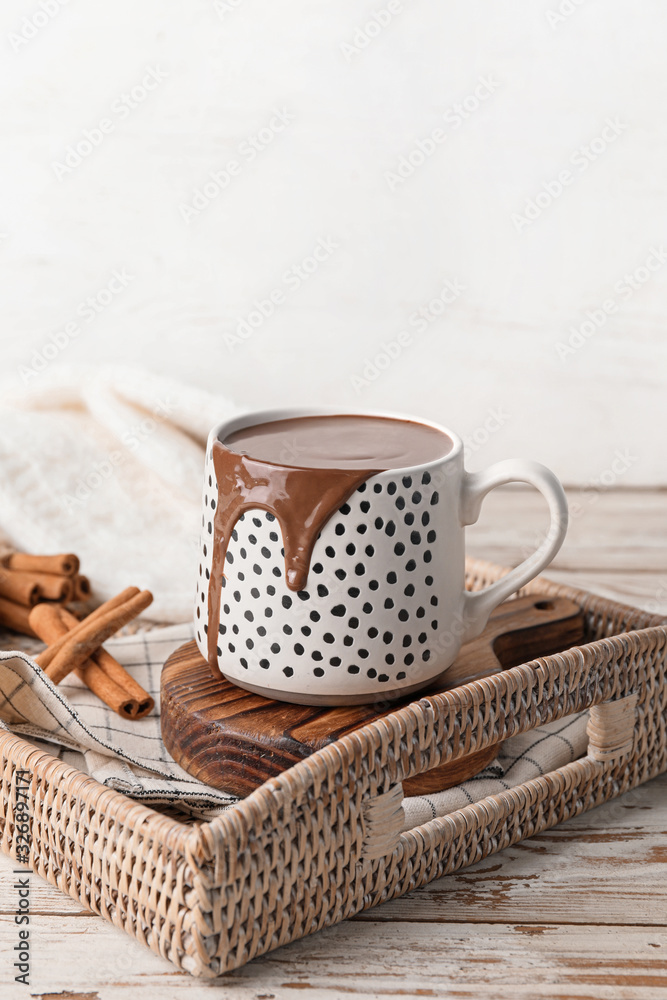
1,0 -> 666,484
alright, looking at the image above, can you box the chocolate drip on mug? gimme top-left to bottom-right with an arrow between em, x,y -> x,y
207,439 -> 379,668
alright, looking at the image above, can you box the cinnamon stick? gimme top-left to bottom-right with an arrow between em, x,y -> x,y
58,606 -> 154,716
71,575 -> 91,601
32,587 -> 140,669
32,572 -> 74,602
6,569 -> 72,603
3,552 -> 80,577
0,571 -> 42,607
29,604 -> 147,719
31,589 -> 153,683
0,596 -> 36,636
81,587 -> 140,624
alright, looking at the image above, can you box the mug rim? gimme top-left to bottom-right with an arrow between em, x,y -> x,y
209,407 -> 463,474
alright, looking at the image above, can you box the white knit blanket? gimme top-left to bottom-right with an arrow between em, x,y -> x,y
0,364 -> 238,621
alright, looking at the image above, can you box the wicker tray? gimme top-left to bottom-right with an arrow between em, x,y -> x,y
1,558 -> 666,979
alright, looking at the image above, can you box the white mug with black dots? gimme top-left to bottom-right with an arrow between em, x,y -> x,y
194,409 -> 569,706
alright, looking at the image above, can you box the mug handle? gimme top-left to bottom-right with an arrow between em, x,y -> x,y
459,459 -> 569,643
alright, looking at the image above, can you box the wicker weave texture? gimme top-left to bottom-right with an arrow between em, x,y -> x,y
1,558 -> 665,978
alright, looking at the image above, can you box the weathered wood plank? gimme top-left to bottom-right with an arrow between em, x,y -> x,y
356,773 -> 667,927
539,570 -> 667,616
2,913 -> 665,999
467,487 -> 667,576
0,852 -> 86,917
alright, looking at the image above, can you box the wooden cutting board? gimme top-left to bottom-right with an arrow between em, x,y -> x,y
161,594 -> 585,797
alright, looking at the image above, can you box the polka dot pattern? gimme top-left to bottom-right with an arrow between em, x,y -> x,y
195,449 -> 451,696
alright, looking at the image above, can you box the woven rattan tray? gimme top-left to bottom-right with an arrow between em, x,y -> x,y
1,558 -> 666,978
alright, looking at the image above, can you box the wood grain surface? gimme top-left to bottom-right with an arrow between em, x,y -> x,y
160,594 -> 584,796
1,774 -> 666,998
1,488 -> 665,998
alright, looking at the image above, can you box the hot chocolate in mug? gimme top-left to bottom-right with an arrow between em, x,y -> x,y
194,409 -> 568,706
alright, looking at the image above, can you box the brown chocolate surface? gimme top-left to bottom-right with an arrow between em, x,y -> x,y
224,414 -> 452,470
206,414 -> 451,667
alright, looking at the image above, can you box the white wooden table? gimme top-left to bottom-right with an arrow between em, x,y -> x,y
1,488 -> 665,999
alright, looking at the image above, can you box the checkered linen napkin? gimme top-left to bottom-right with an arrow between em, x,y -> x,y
0,624 -> 589,825
401,712 -> 588,830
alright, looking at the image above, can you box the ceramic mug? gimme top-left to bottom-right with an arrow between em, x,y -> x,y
194,408 -> 568,706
